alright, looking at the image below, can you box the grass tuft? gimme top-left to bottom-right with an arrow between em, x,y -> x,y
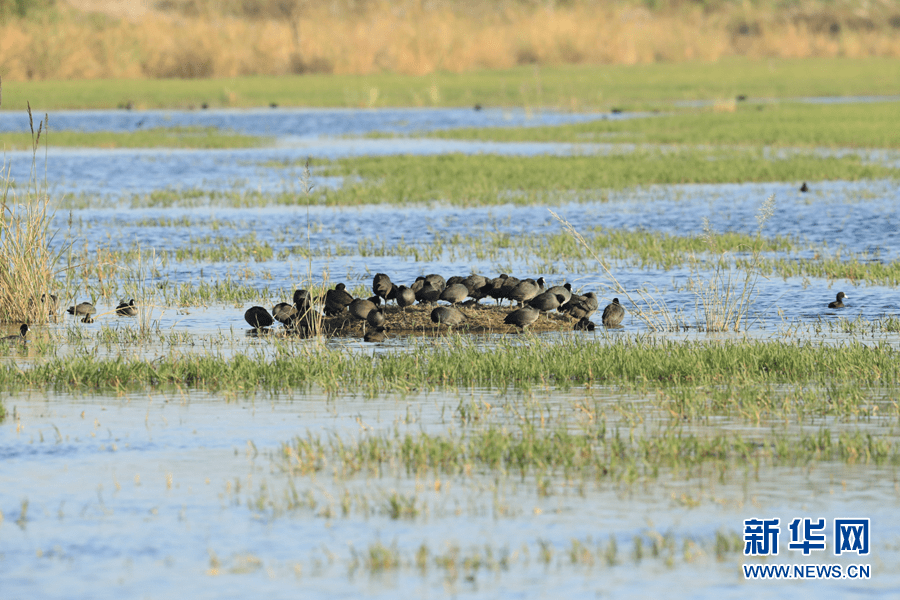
0,99 -> 68,324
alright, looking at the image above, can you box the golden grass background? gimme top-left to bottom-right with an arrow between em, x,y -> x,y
2,0 -> 900,81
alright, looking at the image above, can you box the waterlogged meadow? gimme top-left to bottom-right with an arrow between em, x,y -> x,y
2,74 -> 900,599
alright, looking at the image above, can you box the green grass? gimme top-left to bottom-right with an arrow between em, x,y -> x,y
279,421 -> 897,485
1,127 -> 269,150
3,57 -> 899,111
6,336 -> 900,394
425,101 -> 900,148
302,152 -> 893,207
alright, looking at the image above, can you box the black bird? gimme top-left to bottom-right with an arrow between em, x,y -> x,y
431,306 -> 466,328
509,277 -> 545,307
395,285 -> 416,309
562,293 -> 599,320
528,291 -> 565,313
416,280 -> 441,305
546,283 -> 572,308
68,302 -> 96,318
601,298 -> 625,327
245,306 -> 274,329
364,326 -> 388,343
272,302 -> 297,325
504,306 -> 540,330
424,273 -> 446,292
440,283 -> 468,305
367,308 -> 385,329
349,296 -> 381,321
485,274 -> 510,305
800,182 -> 809,192
828,292 -> 848,309
464,274 -> 489,303
498,276 -> 522,306
2,323 -> 29,341
574,317 -> 595,331
373,273 -> 394,304
324,283 -> 354,316
116,299 -> 137,316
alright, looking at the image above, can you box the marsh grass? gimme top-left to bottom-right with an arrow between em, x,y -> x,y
6,336 -> 900,394
308,152 -> 894,208
0,101 -> 68,324
690,194 -> 776,332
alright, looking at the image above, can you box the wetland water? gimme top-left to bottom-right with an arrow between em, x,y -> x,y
1,107 -> 899,598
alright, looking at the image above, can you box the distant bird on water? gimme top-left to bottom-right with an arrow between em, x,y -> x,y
828,292 -> 847,309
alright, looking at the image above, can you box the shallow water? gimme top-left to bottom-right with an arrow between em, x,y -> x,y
0,106 -> 632,137
2,391 -> 898,599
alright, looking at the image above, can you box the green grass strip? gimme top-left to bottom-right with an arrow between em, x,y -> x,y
3,57 -> 899,111
5,337 -> 900,393
424,101 -> 900,148
307,151 -> 893,206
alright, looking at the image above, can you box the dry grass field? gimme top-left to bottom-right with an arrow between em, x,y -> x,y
2,0 -> 899,81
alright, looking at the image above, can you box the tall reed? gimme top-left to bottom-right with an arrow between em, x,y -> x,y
690,194 -> 776,332
0,93 -> 67,324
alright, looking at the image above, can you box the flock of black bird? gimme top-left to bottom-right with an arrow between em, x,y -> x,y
242,272 -> 625,342
0,282 -> 851,345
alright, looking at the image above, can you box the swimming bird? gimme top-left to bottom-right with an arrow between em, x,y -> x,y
67,302 -> 96,317
828,291 -> 848,309
504,305 -> 540,330
800,182 -> 809,192
431,306 -> 466,328
2,323 -> 29,341
601,298 -> 625,327
245,306 -> 274,329
364,326 -> 388,343
116,299 -> 137,316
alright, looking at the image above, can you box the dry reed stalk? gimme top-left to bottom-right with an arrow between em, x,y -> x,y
690,194 -> 776,332
0,101 -> 68,324
548,209 -> 680,332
